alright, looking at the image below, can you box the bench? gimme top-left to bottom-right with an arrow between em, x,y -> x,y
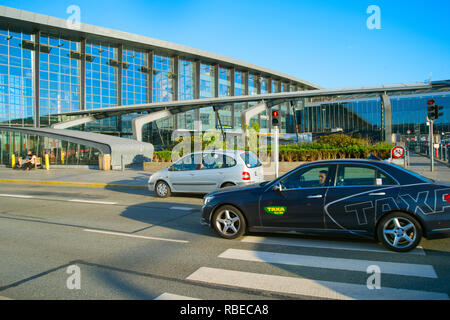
34,157 -> 42,169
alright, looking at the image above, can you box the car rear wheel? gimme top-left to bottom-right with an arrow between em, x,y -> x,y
155,181 -> 171,198
377,212 -> 422,252
212,205 -> 246,239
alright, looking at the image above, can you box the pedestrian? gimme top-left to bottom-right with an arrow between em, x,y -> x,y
22,151 -> 36,171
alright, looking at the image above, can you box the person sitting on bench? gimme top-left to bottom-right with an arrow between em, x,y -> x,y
22,151 -> 36,171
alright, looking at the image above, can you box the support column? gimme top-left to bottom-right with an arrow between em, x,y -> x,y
194,60 -> 201,124
381,93 -> 392,143
132,110 -> 172,142
33,30 -> 40,128
80,38 -> 86,111
230,68 -> 235,129
241,101 -> 268,130
173,55 -> 179,130
116,44 -> 123,134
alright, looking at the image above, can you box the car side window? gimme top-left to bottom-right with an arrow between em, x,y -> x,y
202,153 -> 236,169
280,165 -> 331,189
172,154 -> 197,171
336,165 -> 396,186
376,170 -> 397,186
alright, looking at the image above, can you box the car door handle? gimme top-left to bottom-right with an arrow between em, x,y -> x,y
307,195 -> 323,199
369,192 -> 386,196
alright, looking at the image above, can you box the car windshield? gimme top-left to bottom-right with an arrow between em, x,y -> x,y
240,152 -> 261,168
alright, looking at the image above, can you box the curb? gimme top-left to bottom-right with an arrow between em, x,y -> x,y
0,179 -> 148,190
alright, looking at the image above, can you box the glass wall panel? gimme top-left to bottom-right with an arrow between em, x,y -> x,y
39,34 -> 80,127
199,63 -> 215,99
234,71 -> 246,96
218,67 -> 231,97
199,63 -> 215,130
122,48 -> 147,105
85,41 -> 117,109
177,59 -> 196,131
178,59 -> 195,101
153,54 -> 174,102
248,74 -> 258,95
0,28 -> 34,126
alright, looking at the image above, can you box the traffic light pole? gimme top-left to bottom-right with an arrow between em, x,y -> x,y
274,125 -> 279,178
430,119 -> 434,172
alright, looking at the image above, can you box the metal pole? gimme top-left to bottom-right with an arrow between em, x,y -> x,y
430,120 -> 434,172
274,125 -> 279,178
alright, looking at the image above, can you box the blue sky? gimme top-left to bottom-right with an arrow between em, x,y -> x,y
3,0 -> 449,88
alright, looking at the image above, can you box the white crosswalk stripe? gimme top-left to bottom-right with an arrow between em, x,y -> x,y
240,235 -> 426,255
186,267 -> 448,300
154,293 -> 200,300
182,235 -> 448,300
218,248 -> 437,278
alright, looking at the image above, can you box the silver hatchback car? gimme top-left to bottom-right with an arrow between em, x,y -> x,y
148,150 -> 264,197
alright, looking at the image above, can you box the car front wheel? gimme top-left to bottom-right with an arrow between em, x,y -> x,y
155,180 -> 171,198
377,212 -> 422,252
212,205 -> 246,239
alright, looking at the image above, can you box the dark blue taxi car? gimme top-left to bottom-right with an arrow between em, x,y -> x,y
201,159 -> 450,252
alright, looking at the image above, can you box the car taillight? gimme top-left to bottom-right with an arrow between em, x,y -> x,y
242,171 -> 251,181
444,194 -> 450,203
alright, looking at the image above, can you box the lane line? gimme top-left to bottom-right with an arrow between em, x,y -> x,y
69,199 -> 118,205
186,267 -> 448,300
218,249 -> 437,278
170,206 -> 194,211
154,293 -> 200,300
241,236 -> 426,255
83,229 -> 189,244
0,193 -> 34,199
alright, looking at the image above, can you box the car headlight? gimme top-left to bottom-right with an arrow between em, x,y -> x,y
204,196 -> 214,205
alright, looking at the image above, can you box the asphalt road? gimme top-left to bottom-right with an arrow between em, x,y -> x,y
0,183 -> 449,301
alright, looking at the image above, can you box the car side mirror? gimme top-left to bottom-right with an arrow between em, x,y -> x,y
168,165 -> 174,172
272,183 -> 283,192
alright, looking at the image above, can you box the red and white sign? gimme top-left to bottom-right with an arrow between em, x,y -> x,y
391,146 -> 405,159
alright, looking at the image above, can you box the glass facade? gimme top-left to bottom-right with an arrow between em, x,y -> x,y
297,92 -> 450,141
0,130 -> 100,166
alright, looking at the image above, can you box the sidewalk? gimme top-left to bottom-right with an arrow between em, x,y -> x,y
0,167 -> 152,190
0,154 -> 448,190
405,153 -> 450,183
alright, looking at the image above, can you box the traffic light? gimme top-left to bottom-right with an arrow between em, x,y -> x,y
427,99 -> 444,120
427,99 -> 436,120
271,109 -> 280,127
434,104 -> 444,120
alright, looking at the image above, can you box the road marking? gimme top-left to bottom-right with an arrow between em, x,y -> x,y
218,249 -> 437,278
83,229 -> 189,244
241,236 -> 426,255
170,206 -> 194,211
186,267 -> 448,300
69,199 -> 118,205
154,293 -> 200,300
0,193 -> 34,199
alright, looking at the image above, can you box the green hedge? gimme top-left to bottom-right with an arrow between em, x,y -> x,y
152,134 -> 393,162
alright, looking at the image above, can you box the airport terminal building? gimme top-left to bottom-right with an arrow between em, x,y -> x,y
0,6 -> 449,167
